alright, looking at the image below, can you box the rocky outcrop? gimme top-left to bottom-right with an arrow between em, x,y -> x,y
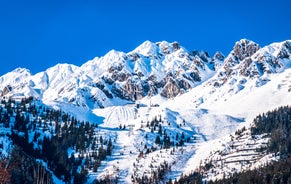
277,41 -> 291,59
1,85 -> 12,97
233,39 -> 260,61
111,78 -> 144,101
213,51 -> 225,61
224,39 -> 260,69
211,39 -> 261,86
160,77 -> 180,98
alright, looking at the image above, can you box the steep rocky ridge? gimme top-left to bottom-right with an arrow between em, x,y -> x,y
200,39 -> 291,102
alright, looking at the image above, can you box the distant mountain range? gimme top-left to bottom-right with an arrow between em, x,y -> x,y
1,39 -> 290,108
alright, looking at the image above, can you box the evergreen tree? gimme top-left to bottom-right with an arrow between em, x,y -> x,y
155,135 -> 161,145
107,138 -> 113,155
163,135 -> 171,149
158,124 -> 162,135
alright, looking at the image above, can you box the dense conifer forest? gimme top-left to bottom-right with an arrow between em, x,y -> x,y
0,97 -> 112,183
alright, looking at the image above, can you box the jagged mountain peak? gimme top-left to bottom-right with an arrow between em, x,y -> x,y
237,40 -> 291,78
4,67 -> 32,78
268,40 -> 291,59
80,49 -> 127,78
212,39 -> 261,81
235,38 -> 257,44
213,51 -> 225,61
224,39 -> 260,67
157,40 -> 183,54
45,63 -> 78,84
131,40 -> 184,57
131,40 -> 159,56
11,67 -> 31,74
46,63 -> 78,74
103,49 -> 126,59
192,39 -> 291,110
0,67 -> 31,87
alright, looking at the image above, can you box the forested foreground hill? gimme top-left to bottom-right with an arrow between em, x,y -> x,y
0,97 -> 113,183
1,97 -> 290,183
177,106 -> 291,184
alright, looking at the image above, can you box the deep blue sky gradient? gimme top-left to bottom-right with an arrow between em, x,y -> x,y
0,0 -> 290,75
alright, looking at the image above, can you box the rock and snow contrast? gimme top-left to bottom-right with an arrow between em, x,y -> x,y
0,39 -> 291,183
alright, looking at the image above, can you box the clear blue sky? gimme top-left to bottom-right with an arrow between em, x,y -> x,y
0,0 -> 290,75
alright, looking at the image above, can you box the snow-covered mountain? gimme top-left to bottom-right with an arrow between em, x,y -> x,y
168,39 -> 291,114
0,40 -> 221,109
0,39 -> 291,183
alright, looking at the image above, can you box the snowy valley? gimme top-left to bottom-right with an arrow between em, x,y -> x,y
0,39 -> 291,183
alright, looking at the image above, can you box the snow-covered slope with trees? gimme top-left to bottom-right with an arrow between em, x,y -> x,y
0,39 -> 291,183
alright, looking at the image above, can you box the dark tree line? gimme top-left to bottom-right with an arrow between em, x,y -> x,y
251,105 -> 291,156
0,145 -> 53,184
208,156 -> 291,184
9,146 -> 53,184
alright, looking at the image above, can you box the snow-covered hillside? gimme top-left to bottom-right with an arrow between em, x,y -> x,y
0,39 -> 291,183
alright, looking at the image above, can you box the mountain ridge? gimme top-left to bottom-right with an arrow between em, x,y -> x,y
0,40 -> 221,105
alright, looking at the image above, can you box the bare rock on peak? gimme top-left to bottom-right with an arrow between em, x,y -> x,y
232,39 -> 260,61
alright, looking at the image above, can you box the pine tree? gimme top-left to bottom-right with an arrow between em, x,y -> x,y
181,132 -> 185,140
158,124 -> 162,135
107,138 -> 113,155
155,135 -> 161,145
